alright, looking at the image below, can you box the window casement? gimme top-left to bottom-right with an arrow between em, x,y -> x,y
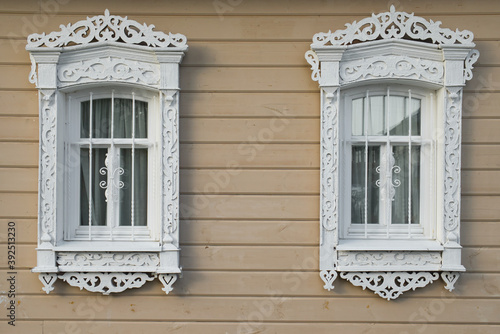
306,6 -> 479,299
27,10 -> 187,295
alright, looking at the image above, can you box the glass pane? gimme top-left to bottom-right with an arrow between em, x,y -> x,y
391,145 -> 420,224
351,145 -> 380,224
369,96 -> 385,135
352,98 -> 364,136
80,148 -> 108,226
388,96 -> 406,135
118,148 -> 148,226
80,99 -> 112,138
113,99 -> 148,138
351,95 -> 421,137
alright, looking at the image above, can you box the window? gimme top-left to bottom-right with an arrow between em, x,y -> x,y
27,10 -> 187,295
306,6 -> 479,299
68,90 -> 157,241
343,87 -> 432,240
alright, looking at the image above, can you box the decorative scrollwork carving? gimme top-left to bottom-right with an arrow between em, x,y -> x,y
312,5 -> 474,47
39,273 -> 57,294
305,50 -> 320,82
159,274 -> 178,294
441,272 -> 460,292
27,9 -> 187,48
39,90 -> 57,247
59,272 -> 155,294
321,88 -> 339,232
444,87 -> 462,234
340,56 -> 444,84
338,252 -> 441,267
464,49 -> 480,82
320,269 -> 338,291
340,271 -> 440,300
161,90 -> 180,244
57,253 -> 160,268
58,57 -> 160,86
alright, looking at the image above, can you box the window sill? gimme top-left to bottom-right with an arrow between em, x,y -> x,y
53,241 -> 173,252
337,239 -> 444,251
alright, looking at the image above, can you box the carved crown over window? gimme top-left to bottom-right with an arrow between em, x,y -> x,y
27,9 -> 187,48
27,10 -> 187,295
306,6 -> 479,300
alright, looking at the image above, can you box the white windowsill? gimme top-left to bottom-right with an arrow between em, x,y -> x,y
53,241 -> 175,252
337,239 -> 444,251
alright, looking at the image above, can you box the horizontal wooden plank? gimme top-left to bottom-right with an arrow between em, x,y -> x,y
37,322 -> 500,334
0,219 -> 36,243
2,89 -> 500,120
1,116 -> 500,145
180,118 -> 319,143
180,169 -> 319,194
0,142 -> 38,167
462,145 -> 500,170
2,269 -> 499,299
462,221 -> 500,247
0,116 -> 38,141
179,195 -> 318,220
462,195 -> 500,221
1,244 -> 499,272
3,13 -> 500,40
0,219 -> 497,248
5,0 -> 500,15
180,144 -> 320,168
3,40 -> 500,67
12,295 -> 500,322
4,64 -> 500,93
0,193 -> 37,218
0,168 -> 38,192
0,91 -> 38,116
0,168 -> 321,195
462,171 -> 500,194
0,322 -> 41,334
0,116 -> 499,145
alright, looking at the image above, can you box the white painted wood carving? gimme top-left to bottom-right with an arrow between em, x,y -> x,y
57,253 -> 160,268
340,272 -> 440,300
59,272 -> 155,294
307,7 -> 477,299
58,57 -> 160,86
27,9 -> 187,48
311,5 -> 473,47
27,10 -> 186,295
340,56 -> 444,85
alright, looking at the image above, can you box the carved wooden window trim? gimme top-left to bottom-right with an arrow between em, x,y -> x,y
306,6 -> 479,300
26,10 -> 187,295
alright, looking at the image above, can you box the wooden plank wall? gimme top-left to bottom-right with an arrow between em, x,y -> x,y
0,0 -> 499,333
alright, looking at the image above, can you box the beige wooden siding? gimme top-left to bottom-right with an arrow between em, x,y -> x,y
0,0 -> 499,333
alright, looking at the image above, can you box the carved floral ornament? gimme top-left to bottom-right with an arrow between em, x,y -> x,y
27,11 -> 185,295
307,7 -> 479,299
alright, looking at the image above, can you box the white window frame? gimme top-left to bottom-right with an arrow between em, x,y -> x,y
306,6 -> 479,299
27,10 -> 187,295
340,85 -> 434,240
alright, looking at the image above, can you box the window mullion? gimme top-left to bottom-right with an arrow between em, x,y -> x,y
88,92 -> 93,241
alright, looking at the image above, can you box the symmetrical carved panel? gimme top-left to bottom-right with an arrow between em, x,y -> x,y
340,271 -> 440,300
58,57 -> 160,86
443,87 -> 463,237
27,9 -> 187,48
340,56 -> 444,84
338,251 -> 441,267
39,89 -> 57,247
312,5 -> 473,47
57,253 -> 160,268
308,7 -> 477,300
321,87 -> 339,233
59,272 -> 155,294
161,90 -> 180,244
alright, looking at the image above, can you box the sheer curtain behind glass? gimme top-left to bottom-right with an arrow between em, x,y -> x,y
80,98 -> 148,228
350,94 -> 420,227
